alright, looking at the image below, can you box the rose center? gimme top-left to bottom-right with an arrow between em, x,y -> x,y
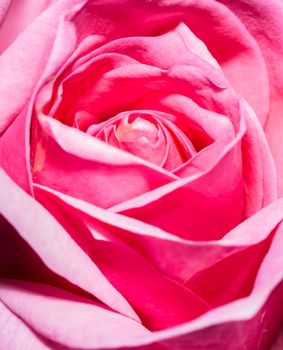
116,116 -> 159,145
88,111 -> 197,171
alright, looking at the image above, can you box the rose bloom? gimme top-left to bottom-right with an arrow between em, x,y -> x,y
1,0 -> 283,349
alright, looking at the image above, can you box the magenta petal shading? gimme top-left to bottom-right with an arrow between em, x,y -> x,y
109,100 -> 276,240
0,105 -> 32,194
30,184 -> 283,347
111,136 -> 245,240
219,0 -> 283,196
0,0 -> 10,28
34,184 -> 211,330
33,115 -> 176,208
271,324 -> 283,350
151,219 -> 283,350
73,1 -> 270,125
0,169 -> 139,321
33,185 -> 283,318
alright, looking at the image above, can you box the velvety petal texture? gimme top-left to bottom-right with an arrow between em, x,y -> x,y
1,0 -> 283,349
219,0 -> 283,196
2,171 -> 283,349
0,0 -> 53,53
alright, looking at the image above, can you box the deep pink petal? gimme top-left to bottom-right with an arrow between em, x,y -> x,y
0,0 -> 10,27
0,105 -> 32,194
33,115 -> 176,208
73,0 -> 269,125
34,184 -> 211,330
241,101 -> 277,216
35,186 -> 283,303
0,169 -> 139,321
111,124 -> 245,240
12,188 -> 283,349
218,0 -> 283,196
271,324 -> 283,350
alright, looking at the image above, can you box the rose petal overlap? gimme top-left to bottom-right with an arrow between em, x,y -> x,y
1,0 -> 283,349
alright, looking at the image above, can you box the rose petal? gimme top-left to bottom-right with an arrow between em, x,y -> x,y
110,120 -> 245,240
0,1 -> 78,192
0,105 -> 32,194
73,0 -> 269,125
151,220 -> 283,350
4,192 -> 283,349
241,101 -> 277,216
0,0 -> 53,53
219,0 -> 283,196
0,301 -> 52,350
0,0 -> 10,27
71,22 -> 220,75
270,323 -> 283,350
0,0 -> 84,133
33,115 -> 176,208
40,24 -> 230,126
0,280 -> 151,349
34,184 -> 211,330
34,184 -> 283,293
0,169 -> 139,321
110,99 -> 276,239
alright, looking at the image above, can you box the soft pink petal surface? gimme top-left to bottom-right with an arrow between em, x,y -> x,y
34,184 -> 283,308
0,301 -> 52,350
1,171 -> 283,348
218,0 -> 283,196
1,0 -> 283,348
0,0 -> 78,192
0,280 -> 150,349
0,0 -> 83,134
0,0 -> 53,53
0,169 -> 138,321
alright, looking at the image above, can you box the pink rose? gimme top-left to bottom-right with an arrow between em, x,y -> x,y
1,1 -> 283,349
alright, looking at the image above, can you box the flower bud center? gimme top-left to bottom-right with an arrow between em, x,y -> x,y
88,111 -> 196,171
116,115 -> 159,145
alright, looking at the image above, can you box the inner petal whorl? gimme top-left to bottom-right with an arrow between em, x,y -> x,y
116,114 -> 159,145
88,111 -> 197,171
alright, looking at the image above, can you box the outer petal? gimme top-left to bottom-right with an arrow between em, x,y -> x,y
0,0 -> 79,192
34,184 -> 283,310
34,185 -> 211,330
0,0 -> 85,134
149,220 -> 283,350
0,0 -> 53,53
0,301 -> 52,350
218,0 -> 283,196
0,280 -> 151,349
0,169 -> 139,321
3,185 -> 283,349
